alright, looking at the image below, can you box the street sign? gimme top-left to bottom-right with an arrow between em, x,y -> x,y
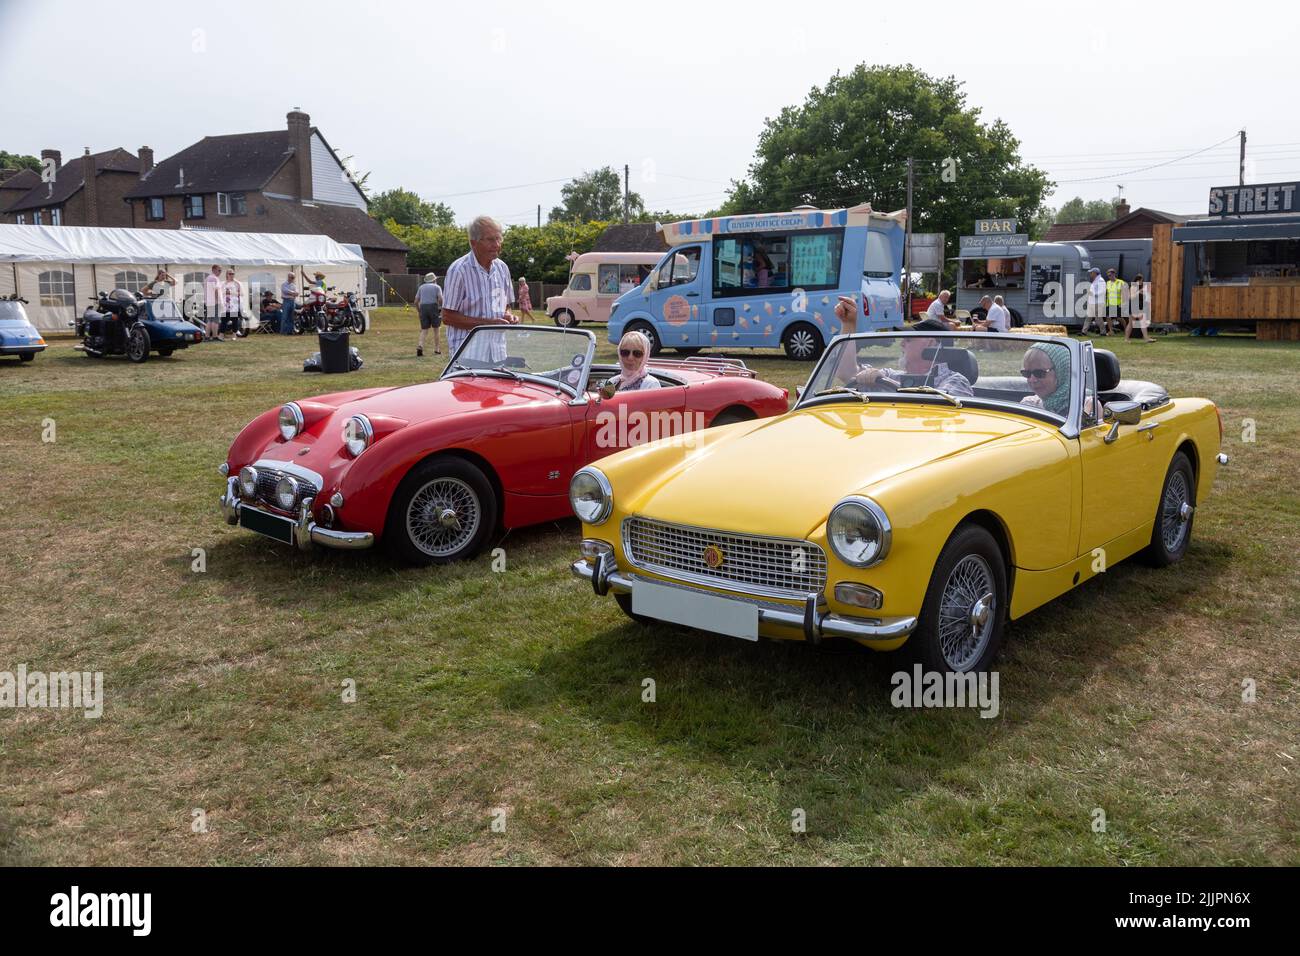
1208,182 -> 1299,217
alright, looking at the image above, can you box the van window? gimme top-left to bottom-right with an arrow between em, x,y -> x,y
713,234 -> 791,295
864,231 -> 894,278
789,232 -> 842,288
658,247 -> 700,288
598,264 -> 620,294
569,273 -> 592,292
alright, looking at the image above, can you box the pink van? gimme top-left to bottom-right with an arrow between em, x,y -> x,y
545,251 -> 662,327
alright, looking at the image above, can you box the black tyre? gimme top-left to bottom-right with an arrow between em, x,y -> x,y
19,352 -> 34,362
126,325 -> 150,363
157,348 -> 174,358
624,321 -> 662,356
710,406 -> 756,427
906,524 -> 1007,674
350,312 -> 366,334
1141,451 -> 1196,567
782,322 -> 823,361
675,346 -> 702,356
385,456 -> 497,565
552,309 -> 578,328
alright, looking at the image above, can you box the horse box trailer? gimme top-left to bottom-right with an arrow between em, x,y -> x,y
954,237 -> 1092,328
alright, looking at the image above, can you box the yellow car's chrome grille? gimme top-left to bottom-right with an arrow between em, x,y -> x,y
622,517 -> 827,601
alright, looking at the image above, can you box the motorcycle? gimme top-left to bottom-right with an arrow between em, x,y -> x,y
75,289 -> 203,362
316,290 -> 366,335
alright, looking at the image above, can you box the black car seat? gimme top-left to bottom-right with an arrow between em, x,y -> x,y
922,346 -> 979,385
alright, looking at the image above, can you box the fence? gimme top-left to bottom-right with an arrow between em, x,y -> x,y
366,269 -> 569,318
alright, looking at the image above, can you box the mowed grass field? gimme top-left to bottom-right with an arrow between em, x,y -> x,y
1,307 -> 1296,866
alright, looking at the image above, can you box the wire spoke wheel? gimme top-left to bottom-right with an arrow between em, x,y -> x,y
405,477 -> 481,558
1160,470 -> 1191,553
936,554 -> 995,672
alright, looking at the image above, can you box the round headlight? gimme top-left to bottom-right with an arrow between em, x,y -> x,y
275,475 -> 300,511
238,465 -> 259,498
343,414 -> 373,457
828,497 -> 891,568
124,305 -> 137,318
569,468 -> 612,525
278,403 -> 304,441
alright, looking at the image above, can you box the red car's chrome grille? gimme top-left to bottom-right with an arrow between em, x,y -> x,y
622,516 -> 827,601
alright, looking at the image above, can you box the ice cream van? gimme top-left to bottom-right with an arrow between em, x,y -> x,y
546,251 -> 663,327
606,203 -> 905,360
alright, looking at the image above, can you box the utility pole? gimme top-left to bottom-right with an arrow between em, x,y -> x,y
623,164 -> 630,225
537,204 -> 541,229
1239,129 -> 1247,186
904,157 -> 914,321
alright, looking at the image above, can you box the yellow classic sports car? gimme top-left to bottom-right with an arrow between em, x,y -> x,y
569,331 -> 1227,673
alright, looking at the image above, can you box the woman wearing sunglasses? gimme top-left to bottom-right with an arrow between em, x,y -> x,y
1018,343 -> 1072,417
608,330 -> 662,392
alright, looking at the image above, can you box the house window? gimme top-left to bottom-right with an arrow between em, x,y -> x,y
16,214 -> 24,225
114,271 -> 149,294
184,195 -> 205,219
50,208 -> 62,226
217,192 -> 246,216
33,211 -> 44,225
38,270 -> 75,307
146,198 -> 164,221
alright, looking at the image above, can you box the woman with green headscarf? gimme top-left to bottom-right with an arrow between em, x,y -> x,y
1020,343 -> 1072,416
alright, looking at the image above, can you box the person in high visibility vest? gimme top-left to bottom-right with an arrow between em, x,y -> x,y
1104,268 -> 1125,335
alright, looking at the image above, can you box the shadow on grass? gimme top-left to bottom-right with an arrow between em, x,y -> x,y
498,537 -> 1232,839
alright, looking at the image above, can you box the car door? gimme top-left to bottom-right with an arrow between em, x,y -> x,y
648,246 -> 704,348
582,383 -> 688,462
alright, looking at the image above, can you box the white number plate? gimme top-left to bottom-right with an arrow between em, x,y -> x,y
360,294 -> 378,309
632,580 -> 759,641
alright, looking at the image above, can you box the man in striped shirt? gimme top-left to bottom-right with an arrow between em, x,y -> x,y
442,215 -> 517,363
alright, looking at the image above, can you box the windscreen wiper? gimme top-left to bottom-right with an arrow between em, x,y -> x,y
810,386 -> 871,402
895,386 -> 962,407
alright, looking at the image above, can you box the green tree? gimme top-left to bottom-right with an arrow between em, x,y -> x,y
386,220 -> 608,285
370,188 -> 455,228
0,150 -> 41,173
719,64 -> 1052,266
549,167 -> 643,223
1052,196 -> 1119,224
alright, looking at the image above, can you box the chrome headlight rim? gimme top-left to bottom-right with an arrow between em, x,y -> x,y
238,465 -> 259,498
827,495 -> 892,568
275,475 -> 301,511
343,414 -> 373,458
278,402 -> 304,441
569,467 -> 613,526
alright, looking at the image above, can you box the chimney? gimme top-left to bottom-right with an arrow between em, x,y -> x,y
139,146 -> 154,177
287,109 -> 313,201
1114,199 -> 1131,219
40,149 -> 62,175
82,148 -> 99,227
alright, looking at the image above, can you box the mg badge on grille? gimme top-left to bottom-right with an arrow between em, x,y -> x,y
703,544 -> 725,569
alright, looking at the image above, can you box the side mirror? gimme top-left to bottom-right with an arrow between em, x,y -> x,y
1102,400 -> 1142,443
598,380 -> 617,401
645,273 -> 659,293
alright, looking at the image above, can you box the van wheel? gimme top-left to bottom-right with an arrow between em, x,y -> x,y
905,524 -> 1007,674
624,321 -> 662,356
676,347 -> 702,356
552,309 -> 578,328
782,323 -> 823,361
19,352 -> 34,362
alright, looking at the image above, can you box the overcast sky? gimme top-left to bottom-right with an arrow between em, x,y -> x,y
3,0 -> 1297,227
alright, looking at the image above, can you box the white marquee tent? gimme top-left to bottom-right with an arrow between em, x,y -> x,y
0,224 -> 368,333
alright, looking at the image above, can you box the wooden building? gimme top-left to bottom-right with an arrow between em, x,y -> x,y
1149,182 -> 1300,341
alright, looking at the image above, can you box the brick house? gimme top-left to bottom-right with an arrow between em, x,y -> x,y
1043,202 -> 1189,242
122,111 -> 406,275
1,148 -> 142,227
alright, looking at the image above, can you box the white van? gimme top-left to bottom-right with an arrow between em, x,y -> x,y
545,251 -> 663,327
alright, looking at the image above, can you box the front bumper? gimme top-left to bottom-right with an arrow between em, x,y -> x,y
1,344 -> 46,354
219,476 -> 374,550
572,555 -> 917,644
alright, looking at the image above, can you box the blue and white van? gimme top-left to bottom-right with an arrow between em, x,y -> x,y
607,203 -> 905,360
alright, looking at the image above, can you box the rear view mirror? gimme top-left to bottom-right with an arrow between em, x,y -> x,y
1103,400 -> 1142,443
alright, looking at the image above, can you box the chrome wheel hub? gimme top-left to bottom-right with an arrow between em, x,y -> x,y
1161,472 -> 1192,552
938,554 -> 995,672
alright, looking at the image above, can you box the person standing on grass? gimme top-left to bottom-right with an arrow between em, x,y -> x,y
223,269 -> 246,338
516,276 -> 535,322
415,272 -> 443,357
280,271 -> 298,335
1105,268 -> 1125,336
441,216 -> 518,364
204,264 -> 223,341
1125,273 -> 1155,342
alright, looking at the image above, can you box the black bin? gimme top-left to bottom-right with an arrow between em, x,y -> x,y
318,331 -> 351,373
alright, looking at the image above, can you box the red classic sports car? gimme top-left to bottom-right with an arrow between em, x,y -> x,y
218,325 -> 788,563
